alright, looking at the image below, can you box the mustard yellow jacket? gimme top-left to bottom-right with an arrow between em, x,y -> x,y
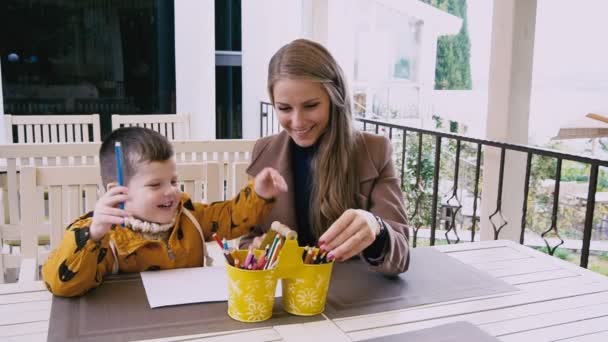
42,181 -> 273,297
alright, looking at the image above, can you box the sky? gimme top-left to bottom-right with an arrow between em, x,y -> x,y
466,0 -> 608,145
468,0 -> 608,87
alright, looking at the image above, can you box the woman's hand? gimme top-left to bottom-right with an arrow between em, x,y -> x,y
254,167 -> 288,200
90,183 -> 130,241
318,209 -> 381,261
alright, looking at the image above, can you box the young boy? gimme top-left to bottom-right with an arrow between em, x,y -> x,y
42,127 -> 287,297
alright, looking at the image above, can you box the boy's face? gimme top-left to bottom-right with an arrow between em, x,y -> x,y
124,157 -> 181,224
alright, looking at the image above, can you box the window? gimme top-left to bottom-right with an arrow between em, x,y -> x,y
0,0 -> 176,138
215,0 -> 242,139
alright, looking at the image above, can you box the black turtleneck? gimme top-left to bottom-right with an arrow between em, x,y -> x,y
290,139 -> 319,246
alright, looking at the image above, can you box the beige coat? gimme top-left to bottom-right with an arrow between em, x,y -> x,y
246,131 -> 410,275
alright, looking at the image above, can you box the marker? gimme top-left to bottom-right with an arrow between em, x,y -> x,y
244,246 -> 254,269
224,250 -> 235,266
114,142 -> 125,210
212,233 -> 224,249
264,235 -> 280,270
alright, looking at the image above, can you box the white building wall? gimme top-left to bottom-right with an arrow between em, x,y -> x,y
175,0 -> 216,140
325,0 -> 357,87
241,0 -> 304,139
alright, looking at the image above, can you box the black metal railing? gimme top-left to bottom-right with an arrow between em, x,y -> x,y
260,101 -> 608,268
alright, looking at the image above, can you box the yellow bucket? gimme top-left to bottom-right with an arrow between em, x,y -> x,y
280,246 -> 334,316
225,250 -> 277,322
224,239 -> 334,321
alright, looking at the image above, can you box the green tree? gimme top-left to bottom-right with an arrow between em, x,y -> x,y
420,0 -> 472,90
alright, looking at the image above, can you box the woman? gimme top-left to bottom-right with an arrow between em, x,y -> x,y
246,39 -> 409,275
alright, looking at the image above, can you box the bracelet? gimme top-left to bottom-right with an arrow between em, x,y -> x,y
374,215 -> 386,236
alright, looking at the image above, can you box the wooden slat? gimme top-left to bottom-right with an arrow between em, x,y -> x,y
136,328 -> 280,342
33,125 -> 41,143
83,184 -> 98,213
48,186 -> 63,249
0,307 -> 49,325
91,114 -> 101,142
26,125 -> 33,143
447,247 -> 528,264
499,315 -> 608,342
499,269 -> 580,285
230,162 -> 249,199
274,321 -> 350,342
66,124 -> 74,142
335,281 -> 608,332
65,185 -> 81,226
0,300 -> 50,316
42,125 -> 50,143
560,331 -> 608,342
0,282 -> 46,295
347,290 -> 608,341
17,125 -> 25,143
17,259 -> 37,283
0,291 -> 51,304
75,124 -> 82,142
58,125 -> 65,142
19,167 -> 38,258
7,159 -> 19,224
50,125 -> 58,142
1,332 -> 47,342
485,301 -> 608,337
82,123 -> 90,142
0,321 -> 49,338
206,162 -> 222,202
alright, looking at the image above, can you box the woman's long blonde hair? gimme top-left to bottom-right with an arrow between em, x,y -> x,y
268,39 -> 360,238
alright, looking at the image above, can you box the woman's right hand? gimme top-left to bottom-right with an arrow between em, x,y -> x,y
90,184 -> 130,241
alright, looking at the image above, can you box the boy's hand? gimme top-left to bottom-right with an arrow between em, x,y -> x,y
90,184 -> 130,241
254,167 -> 288,200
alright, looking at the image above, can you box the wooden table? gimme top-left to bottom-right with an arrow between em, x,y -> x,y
3,240 -> 608,341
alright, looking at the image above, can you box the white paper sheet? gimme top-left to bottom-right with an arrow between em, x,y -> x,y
141,243 -> 281,308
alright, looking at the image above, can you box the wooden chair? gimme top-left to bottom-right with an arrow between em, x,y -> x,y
4,114 -> 101,144
0,143 -> 99,226
111,114 -> 190,140
6,162 -> 222,281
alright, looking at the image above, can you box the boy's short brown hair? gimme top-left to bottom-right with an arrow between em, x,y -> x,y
99,127 -> 174,187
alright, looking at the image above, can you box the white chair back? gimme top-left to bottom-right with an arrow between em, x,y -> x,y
4,114 -> 101,144
111,114 -> 190,140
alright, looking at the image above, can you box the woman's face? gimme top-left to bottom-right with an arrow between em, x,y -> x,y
273,78 -> 331,147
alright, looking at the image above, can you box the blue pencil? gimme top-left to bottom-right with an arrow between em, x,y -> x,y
114,142 -> 125,210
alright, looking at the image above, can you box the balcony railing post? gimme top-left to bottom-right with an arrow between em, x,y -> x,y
581,163 -> 599,268
430,135 -> 442,246
471,143 -> 482,242
519,153 -> 533,244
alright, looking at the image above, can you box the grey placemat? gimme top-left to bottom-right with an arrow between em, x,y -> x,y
324,247 -> 518,319
362,321 -> 500,342
48,273 -> 324,342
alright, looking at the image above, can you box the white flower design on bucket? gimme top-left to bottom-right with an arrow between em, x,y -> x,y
246,301 -> 269,321
296,288 -> 320,310
228,278 -> 242,297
